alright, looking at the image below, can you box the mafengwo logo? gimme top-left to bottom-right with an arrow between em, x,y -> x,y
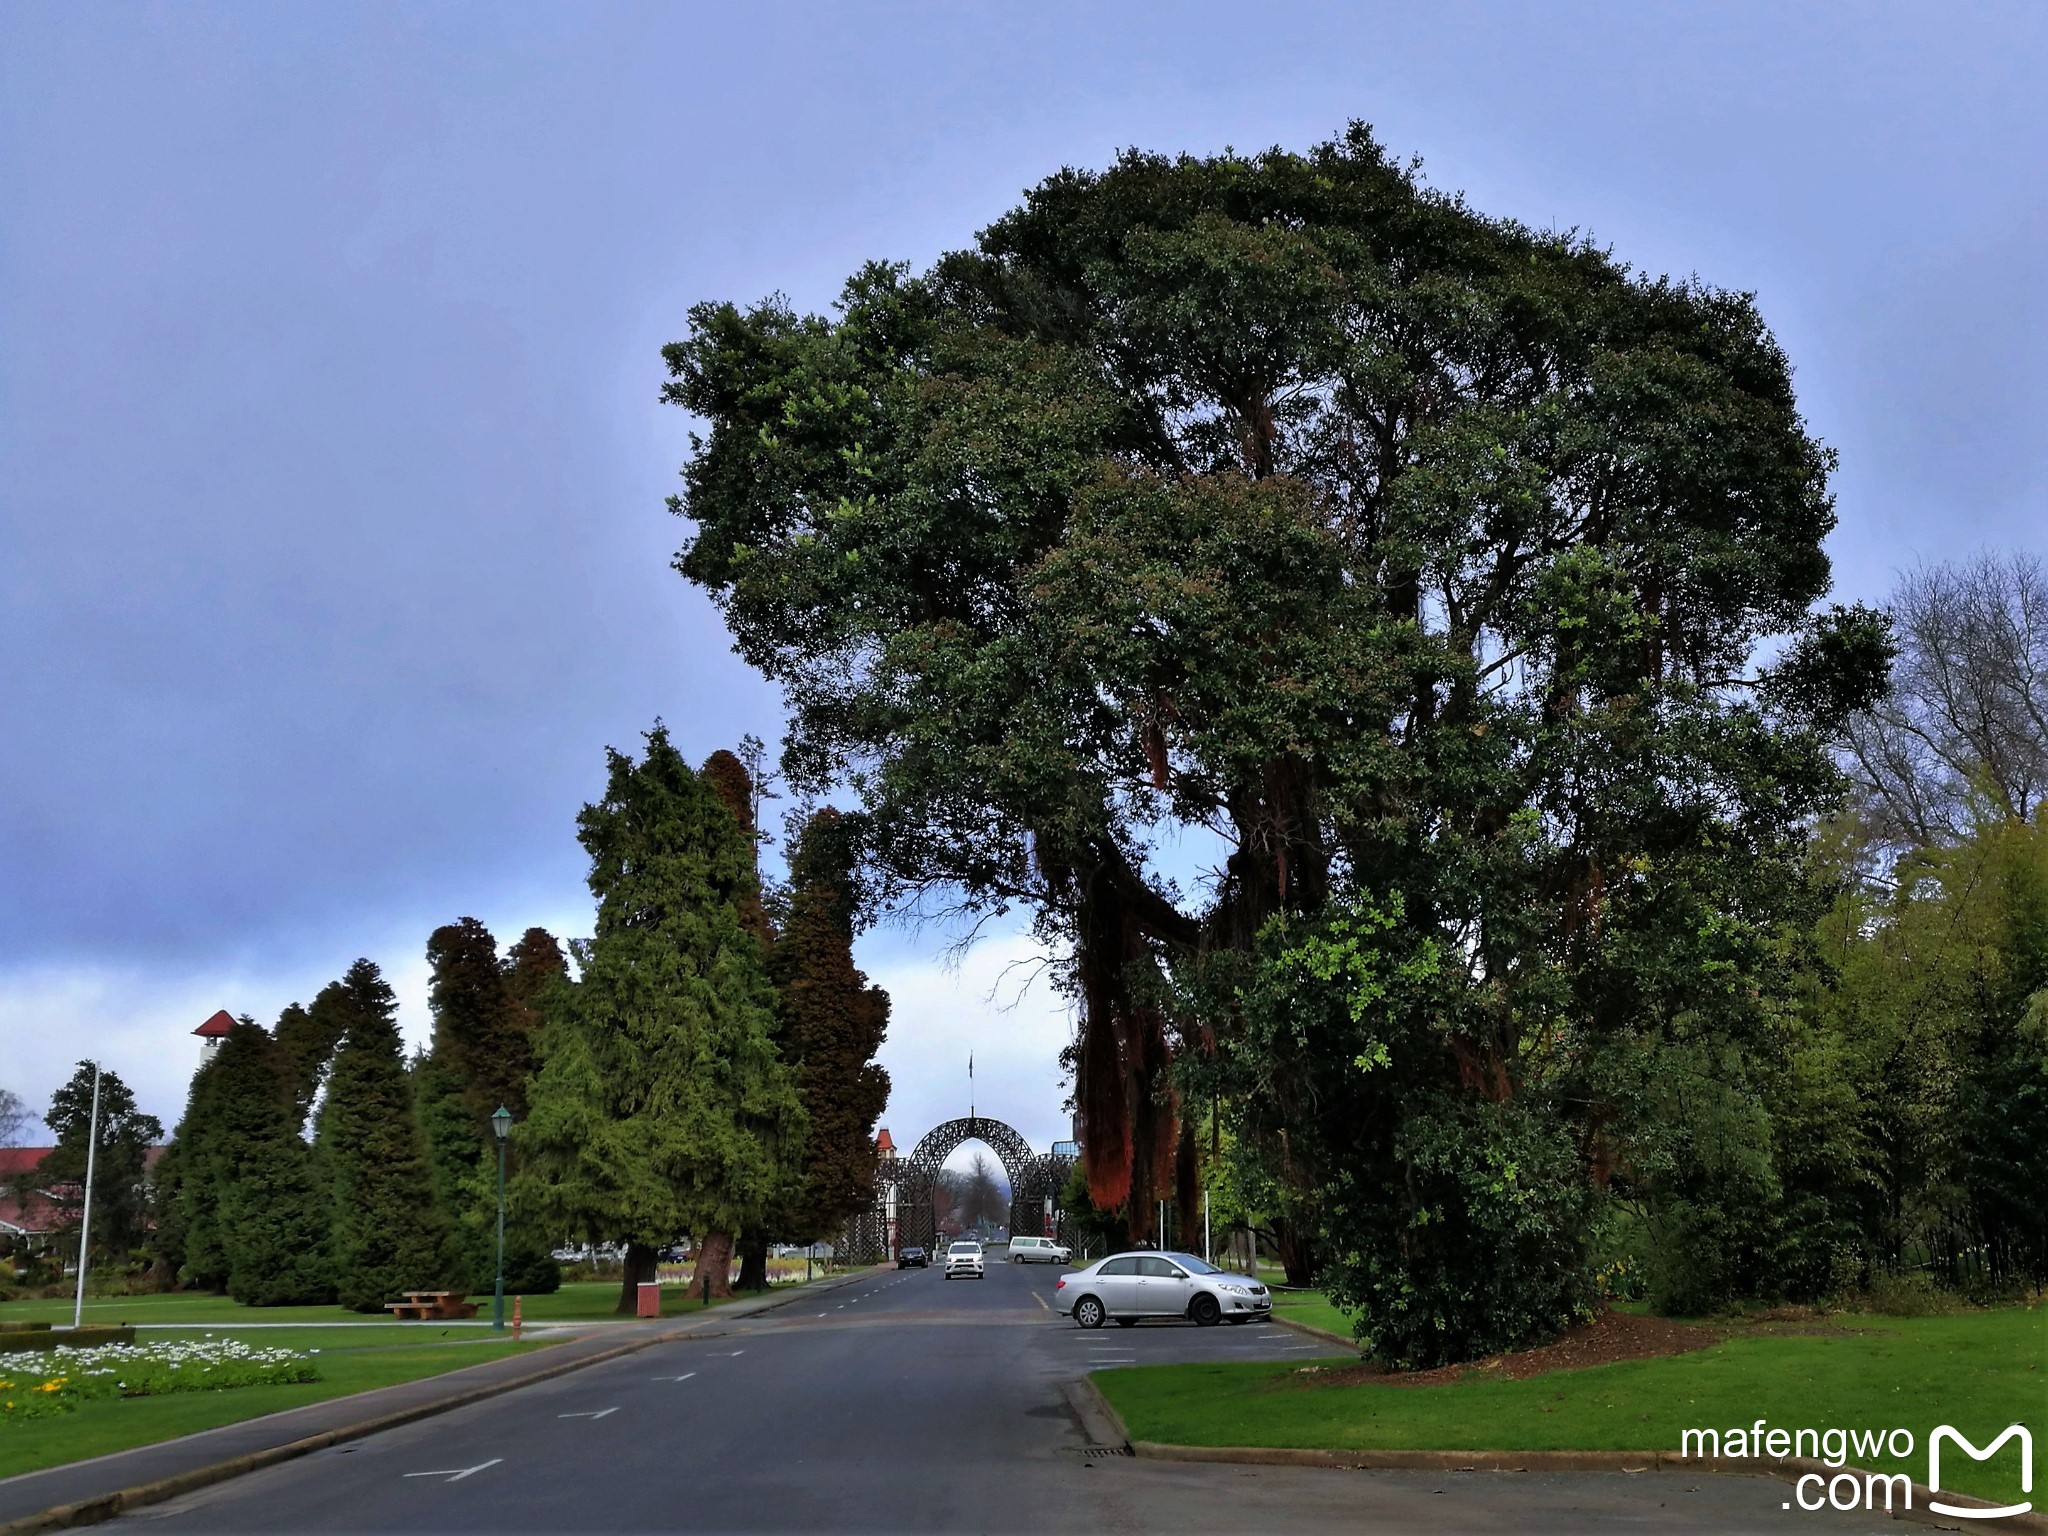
1677,1421 -> 2032,1518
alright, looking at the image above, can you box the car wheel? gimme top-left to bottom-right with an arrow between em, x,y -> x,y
1074,1296 -> 1106,1329
1190,1294 -> 1222,1327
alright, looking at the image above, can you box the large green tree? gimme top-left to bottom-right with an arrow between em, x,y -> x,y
517,726 -> 804,1307
767,809 -> 891,1242
313,959 -> 447,1311
665,126 -> 1889,1362
39,1063 -> 162,1267
278,990 -> 349,1132
208,1020 -> 334,1305
416,918 -> 561,1294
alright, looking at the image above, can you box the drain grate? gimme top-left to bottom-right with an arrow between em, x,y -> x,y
1069,1445 -> 1135,1459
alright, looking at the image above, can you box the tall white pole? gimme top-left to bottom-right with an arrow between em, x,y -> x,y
72,1062 -> 102,1329
1203,1189 -> 1211,1264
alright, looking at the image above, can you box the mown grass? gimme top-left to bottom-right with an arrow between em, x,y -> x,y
1268,1289 -> 1358,1342
0,1274 -> 822,1332
0,1337 -> 555,1480
1096,1305 -> 2045,1508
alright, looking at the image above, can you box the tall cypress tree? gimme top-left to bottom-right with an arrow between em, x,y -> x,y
771,809 -> 892,1242
211,1020 -> 333,1304
314,959 -> 446,1311
157,1052 -> 230,1290
518,725 -> 803,1307
278,992 -> 349,1133
502,927 -> 568,1092
417,919 -> 561,1294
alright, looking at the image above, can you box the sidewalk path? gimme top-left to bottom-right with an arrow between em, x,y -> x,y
0,1272 -> 874,1534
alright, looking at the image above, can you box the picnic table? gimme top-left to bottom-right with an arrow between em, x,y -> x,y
383,1290 -> 480,1321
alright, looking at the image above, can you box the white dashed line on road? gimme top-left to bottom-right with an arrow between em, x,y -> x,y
558,1407 -> 618,1419
652,1372 -> 697,1381
403,1459 -> 501,1482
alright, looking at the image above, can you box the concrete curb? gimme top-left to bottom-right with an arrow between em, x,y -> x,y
1123,1441 -> 2046,1530
1268,1314 -> 1359,1350
0,1268 -> 881,1536
1065,1375 -> 1132,1451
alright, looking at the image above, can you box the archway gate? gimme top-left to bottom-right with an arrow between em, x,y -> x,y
838,1117 -> 1074,1265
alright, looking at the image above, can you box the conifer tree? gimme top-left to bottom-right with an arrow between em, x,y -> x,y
771,809 -> 891,1242
502,927 -> 568,1085
155,1056 -> 230,1289
416,919 -> 561,1293
41,1064 -> 162,1264
425,918 -> 530,1129
210,1020 -> 333,1304
518,725 -> 803,1307
278,993 -> 348,1132
314,959 -> 447,1311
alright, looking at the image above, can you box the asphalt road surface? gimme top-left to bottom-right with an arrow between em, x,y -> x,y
122,1255 -> 1897,1534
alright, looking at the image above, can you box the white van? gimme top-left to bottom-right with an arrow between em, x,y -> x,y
1007,1235 -> 1072,1264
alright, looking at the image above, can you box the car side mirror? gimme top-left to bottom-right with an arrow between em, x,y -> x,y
1167,1268 -> 1186,1279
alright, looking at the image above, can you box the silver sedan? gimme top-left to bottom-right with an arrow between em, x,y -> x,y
1053,1251 -> 1271,1328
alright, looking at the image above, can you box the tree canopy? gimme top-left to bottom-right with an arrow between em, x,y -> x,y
313,959 -> 446,1311
666,124 -> 1890,1362
39,1062 -> 162,1265
517,725 -> 804,1304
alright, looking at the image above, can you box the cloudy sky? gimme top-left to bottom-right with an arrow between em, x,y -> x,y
4,2 -> 2043,1151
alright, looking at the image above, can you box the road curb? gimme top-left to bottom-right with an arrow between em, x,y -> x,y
1267,1314 -> 1359,1350
1064,1376 -> 1132,1451
1122,1441 -> 2046,1529
0,1268 -> 882,1536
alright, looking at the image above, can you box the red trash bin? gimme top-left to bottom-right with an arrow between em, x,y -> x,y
637,1280 -> 661,1318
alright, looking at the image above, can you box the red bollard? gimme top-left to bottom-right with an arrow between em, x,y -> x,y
511,1295 -> 522,1341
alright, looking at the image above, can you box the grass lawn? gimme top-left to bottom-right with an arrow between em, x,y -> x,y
1269,1289 -> 1358,1342
0,1272 -> 850,1332
1096,1305 -> 2045,1508
0,1336 -> 556,1481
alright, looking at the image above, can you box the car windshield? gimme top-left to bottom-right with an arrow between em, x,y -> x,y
1165,1253 -> 1223,1275
948,1243 -> 978,1254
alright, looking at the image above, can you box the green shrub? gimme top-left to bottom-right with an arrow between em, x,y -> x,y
1862,1269 -> 1958,1317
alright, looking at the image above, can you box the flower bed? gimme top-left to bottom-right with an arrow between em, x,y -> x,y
1,1338 -> 319,1423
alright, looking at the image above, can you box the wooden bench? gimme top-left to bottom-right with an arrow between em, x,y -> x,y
383,1290 -> 480,1321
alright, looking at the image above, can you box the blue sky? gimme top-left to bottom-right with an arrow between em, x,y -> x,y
3,2 -> 2042,1147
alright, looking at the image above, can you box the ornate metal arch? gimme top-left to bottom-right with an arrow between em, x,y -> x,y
838,1116 -> 1075,1263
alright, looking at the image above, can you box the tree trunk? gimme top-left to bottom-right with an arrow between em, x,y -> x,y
690,1229 -> 735,1299
735,1232 -> 770,1291
1274,1218 -> 1315,1289
614,1240 -> 658,1315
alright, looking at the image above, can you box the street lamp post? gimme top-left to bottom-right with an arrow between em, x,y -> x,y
490,1106 -> 513,1332
71,1062 -> 103,1330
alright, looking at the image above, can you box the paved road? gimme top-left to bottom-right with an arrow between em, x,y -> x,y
121,1257 -> 1894,1534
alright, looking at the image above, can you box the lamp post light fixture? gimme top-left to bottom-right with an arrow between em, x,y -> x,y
490,1106 -> 513,1331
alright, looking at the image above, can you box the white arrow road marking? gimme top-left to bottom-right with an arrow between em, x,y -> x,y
558,1407 -> 618,1419
404,1458 -> 502,1482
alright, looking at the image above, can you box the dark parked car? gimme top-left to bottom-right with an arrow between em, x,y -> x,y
897,1246 -> 929,1269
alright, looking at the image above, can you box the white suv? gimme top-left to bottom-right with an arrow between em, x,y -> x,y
943,1241 -> 985,1280
1007,1235 -> 1071,1264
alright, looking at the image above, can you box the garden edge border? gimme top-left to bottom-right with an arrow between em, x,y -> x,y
0,1268 -> 882,1536
1069,1376 -> 2043,1532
